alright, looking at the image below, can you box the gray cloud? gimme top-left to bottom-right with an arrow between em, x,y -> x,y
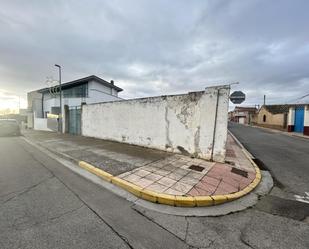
0,0 -> 308,108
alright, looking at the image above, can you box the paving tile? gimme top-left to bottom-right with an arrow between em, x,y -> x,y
185,171 -> 204,180
135,169 -> 152,177
161,164 -> 179,171
144,173 -> 163,182
195,187 -> 213,196
188,187 -> 212,196
123,174 -> 142,183
157,177 -> 177,187
221,176 -> 241,189
187,187 -> 200,196
213,187 -> 229,195
173,168 -> 190,176
135,178 -> 154,188
144,165 -> 164,172
148,161 -> 165,168
239,178 -> 253,189
117,171 -> 132,178
146,182 -> 169,192
166,172 -> 185,181
170,181 -> 193,194
201,175 -> 221,187
248,172 -> 256,180
199,161 -> 215,169
155,168 -> 171,176
164,156 -> 179,163
206,170 -> 225,180
217,181 -> 239,193
180,176 -> 200,186
195,181 -> 217,195
164,188 -> 184,195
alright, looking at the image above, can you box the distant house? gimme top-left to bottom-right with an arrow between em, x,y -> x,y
255,104 -> 309,136
256,105 -> 290,130
27,75 -> 123,134
287,104 -> 309,136
229,106 -> 257,125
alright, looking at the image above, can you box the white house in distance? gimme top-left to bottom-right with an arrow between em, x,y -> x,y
27,75 -> 123,134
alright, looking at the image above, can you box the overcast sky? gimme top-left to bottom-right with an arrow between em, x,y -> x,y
0,0 -> 309,109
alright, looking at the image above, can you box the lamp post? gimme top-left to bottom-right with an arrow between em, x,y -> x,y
54,64 -> 62,133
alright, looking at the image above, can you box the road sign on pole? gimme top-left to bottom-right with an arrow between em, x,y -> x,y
230,91 -> 246,104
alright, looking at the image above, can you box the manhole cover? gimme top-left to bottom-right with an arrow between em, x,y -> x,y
231,167 -> 248,177
189,165 -> 204,172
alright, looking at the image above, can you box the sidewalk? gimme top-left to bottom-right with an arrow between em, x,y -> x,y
246,124 -> 309,139
23,129 -> 260,206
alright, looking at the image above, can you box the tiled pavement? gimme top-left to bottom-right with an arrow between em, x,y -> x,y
118,134 -> 256,197
24,130 -> 257,197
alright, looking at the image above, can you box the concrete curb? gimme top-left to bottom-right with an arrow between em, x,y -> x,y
78,143 -> 262,207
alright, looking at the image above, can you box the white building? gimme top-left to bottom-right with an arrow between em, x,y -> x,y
28,75 -> 123,134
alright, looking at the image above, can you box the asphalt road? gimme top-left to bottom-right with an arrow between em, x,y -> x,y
1,135 -> 308,249
228,122 -> 309,198
0,136 -> 187,249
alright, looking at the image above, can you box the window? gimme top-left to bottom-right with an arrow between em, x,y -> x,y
63,83 -> 88,98
263,115 -> 266,122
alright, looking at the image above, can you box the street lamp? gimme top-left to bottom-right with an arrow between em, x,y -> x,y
54,64 -> 62,133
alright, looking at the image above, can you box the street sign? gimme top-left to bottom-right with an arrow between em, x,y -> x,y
230,91 -> 246,104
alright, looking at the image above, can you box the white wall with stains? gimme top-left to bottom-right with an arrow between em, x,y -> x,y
82,86 -> 230,162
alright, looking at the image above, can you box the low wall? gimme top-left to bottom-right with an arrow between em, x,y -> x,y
33,118 -> 53,131
82,86 -> 230,162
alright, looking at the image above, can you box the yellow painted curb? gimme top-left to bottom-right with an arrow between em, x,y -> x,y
77,154 -> 261,207
79,161 -> 113,182
194,196 -> 213,207
175,196 -> 196,207
156,193 -> 176,206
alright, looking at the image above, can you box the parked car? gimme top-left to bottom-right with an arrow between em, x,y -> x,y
0,119 -> 21,136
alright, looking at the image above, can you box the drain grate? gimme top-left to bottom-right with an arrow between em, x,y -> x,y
231,167 -> 248,178
189,165 -> 205,172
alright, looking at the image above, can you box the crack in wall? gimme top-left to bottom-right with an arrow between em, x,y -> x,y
165,106 -> 172,149
194,126 -> 201,157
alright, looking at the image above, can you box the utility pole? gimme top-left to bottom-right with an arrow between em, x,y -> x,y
54,64 -> 62,133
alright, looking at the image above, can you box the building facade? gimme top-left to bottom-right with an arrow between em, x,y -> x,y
255,105 -> 290,130
287,104 -> 309,136
229,106 -> 257,125
28,75 -> 123,134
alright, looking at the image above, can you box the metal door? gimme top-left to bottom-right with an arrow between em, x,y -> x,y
68,106 -> 81,135
294,107 -> 304,133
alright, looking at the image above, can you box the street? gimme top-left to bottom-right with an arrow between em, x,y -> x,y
0,135 -> 308,249
228,122 -> 309,200
0,136 -> 187,249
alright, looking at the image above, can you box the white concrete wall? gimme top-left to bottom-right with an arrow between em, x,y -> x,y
82,86 -> 230,162
304,105 -> 309,127
88,81 -> 120,103
288,107 -> 295,126
33,117 -> 52,131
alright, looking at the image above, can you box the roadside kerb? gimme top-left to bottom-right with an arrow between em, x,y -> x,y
78,144 -> 262,207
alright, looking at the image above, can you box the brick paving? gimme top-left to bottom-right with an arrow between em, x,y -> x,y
118,133 -> 256,197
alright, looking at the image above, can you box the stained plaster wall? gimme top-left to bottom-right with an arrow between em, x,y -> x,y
82,86 -> 229,162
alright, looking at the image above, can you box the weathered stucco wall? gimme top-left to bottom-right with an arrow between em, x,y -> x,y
257,108 -> 284,127
82,86 -> 229,162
